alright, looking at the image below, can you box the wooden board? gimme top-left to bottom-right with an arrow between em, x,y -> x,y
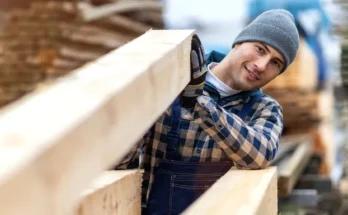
0,29 -> 193,215
183,167 -> 278,215
277,140 -> 312,196
75,170 -> 142,215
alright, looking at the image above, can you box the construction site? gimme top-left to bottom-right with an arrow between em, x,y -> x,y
0,0 -> 347,214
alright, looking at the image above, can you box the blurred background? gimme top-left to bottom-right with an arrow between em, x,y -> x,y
0,0 -> 348,214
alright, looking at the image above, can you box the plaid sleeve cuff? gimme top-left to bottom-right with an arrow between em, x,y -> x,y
196,95 -> 215,111
194,95 -> 220,121
195,95 -> 226,126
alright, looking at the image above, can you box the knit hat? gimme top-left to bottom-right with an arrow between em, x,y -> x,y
232,9 -> 299,73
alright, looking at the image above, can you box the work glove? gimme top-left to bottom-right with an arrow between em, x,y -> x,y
180,34 -> 208,109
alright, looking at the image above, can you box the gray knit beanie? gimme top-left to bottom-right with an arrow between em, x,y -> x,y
232,9 -> 299,73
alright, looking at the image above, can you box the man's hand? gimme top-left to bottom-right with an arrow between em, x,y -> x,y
180,34 -> 208,109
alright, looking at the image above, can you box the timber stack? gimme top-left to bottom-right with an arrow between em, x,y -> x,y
0,0 -> 163,107
332,1 -> 348,213
262,39 -> 335,175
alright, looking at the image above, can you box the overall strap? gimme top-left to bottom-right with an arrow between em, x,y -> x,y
237,94 -> 263,121
165,98 -> 181,160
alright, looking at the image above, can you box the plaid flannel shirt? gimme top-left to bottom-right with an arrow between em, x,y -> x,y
116,51 -> 283,204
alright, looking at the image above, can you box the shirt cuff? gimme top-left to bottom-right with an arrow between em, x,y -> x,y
194,95 -> 232,139
196,95 -> 215,111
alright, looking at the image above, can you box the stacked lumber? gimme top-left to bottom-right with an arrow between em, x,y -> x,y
0,0 -> 62,9
275,137 -> 312,196
341,44 -> 348,86
330,0 -> 348,86
273,135 -> 344,214
331,2 -> 348,205
262,39 -> 335,175
0,0 -> 163,107
264,89 -> 333,131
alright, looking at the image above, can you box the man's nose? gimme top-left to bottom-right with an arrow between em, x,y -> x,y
253,56 -> 269,72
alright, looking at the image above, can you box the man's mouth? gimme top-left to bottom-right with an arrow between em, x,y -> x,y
245,66 -> 260,80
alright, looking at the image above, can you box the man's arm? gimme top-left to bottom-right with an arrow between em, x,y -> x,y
194,95 -> 282,169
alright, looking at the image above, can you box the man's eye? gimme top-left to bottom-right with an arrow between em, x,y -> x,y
256,46 -> 264,54
272,60 -> 280,68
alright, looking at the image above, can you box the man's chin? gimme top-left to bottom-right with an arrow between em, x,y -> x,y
239,81 -> 259,91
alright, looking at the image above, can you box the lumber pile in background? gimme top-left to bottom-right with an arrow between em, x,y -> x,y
275,138 -> 312,196
262,39 -> 335,175
0,0 -> 163,107
341,43 -> 348,86
272,135 -> 343,214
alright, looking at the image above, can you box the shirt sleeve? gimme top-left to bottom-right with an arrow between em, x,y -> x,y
194,95 -> 283,169
115,128 -> 152,170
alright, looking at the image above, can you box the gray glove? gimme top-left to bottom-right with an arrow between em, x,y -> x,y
180,34 -> 208,108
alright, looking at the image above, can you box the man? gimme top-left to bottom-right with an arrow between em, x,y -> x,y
117,9 -> 299,215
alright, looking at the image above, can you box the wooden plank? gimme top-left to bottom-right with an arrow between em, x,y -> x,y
277,140 -> 312,196
78,1 -> 162,22
183,167 -> 278,215
0,29 -> 193,215
75,170 -> 142,215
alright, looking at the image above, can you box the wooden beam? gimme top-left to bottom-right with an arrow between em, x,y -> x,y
78,1 -> 162,22
75,170 -> 142,215
277,140 -> 312,196
183,167 -> 278,215
0,29 -> 193,215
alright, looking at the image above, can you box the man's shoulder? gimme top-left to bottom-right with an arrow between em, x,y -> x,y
206,50 -> 226,64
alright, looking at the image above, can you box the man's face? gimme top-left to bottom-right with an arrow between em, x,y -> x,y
224,42 -> 285,91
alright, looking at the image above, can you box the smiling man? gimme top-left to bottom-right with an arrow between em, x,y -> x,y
117,9 -> 299,215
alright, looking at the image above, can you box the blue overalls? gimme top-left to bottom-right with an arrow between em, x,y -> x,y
145,90 -> 263,215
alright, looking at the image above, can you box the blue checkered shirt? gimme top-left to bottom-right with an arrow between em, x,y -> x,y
117,82 -> 283,203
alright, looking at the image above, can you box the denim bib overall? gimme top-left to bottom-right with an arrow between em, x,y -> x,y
145,92 -> 263,215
